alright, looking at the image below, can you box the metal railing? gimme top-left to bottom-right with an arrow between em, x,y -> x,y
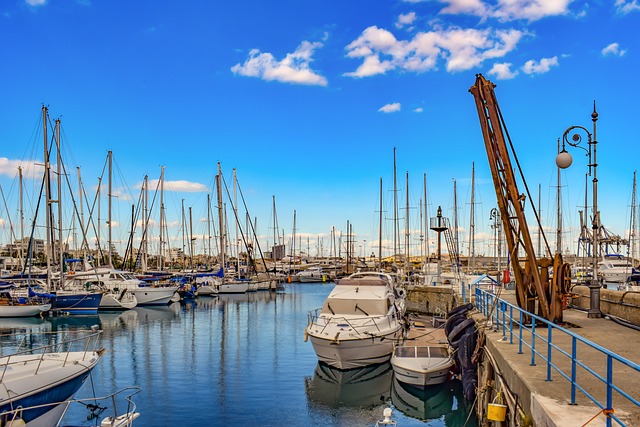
0,327 -> 103,383
475,287 -> 640,427
307,306 -> 402,338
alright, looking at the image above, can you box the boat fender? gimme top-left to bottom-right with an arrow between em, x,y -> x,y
447,318 -> 476,347
444,313 -> 468,338
446,303 -> 474,318
303,329 -> 308,342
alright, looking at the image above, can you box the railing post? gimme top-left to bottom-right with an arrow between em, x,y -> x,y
500,301 -> 507,339
607,355 -> 613,427
531,321 -> 536,366
509,305 -> 513,344
546,324 -> 552,381
570,337 -> 577,405
518,309 -> 523,354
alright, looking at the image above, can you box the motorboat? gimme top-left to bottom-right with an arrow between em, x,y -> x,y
305,271 -> 406,370
598,254 -> 634,286
0,327 -> 104,426
391,316 -> 454,387
297,266 -> 327,283
0,282 -> 51,318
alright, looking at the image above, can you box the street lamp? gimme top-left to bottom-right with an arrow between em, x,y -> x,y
555,103 -> 602,318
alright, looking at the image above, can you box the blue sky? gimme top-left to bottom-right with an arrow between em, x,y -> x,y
1,0 -> 639,260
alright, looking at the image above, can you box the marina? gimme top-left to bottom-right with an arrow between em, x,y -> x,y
0,284 -> 476,426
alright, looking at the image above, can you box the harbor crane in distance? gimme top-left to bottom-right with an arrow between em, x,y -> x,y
469,74 -> 571,324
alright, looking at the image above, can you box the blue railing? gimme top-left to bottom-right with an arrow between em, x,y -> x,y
475,287 -> 640,427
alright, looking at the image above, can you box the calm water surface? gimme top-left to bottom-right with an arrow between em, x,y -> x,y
0,283 -> 478,426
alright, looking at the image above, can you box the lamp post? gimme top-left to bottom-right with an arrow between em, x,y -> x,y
555,103 -> 602,318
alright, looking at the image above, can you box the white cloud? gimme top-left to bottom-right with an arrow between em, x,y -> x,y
344,26 -> 524,77
488,62 -> 518,79
492,0 -> 571,22
439,0 -> 488,16
413,107 -> 424,113
615,0 -> 640,14
396,12 -> 417,29
145,179 -> 207,193
521,56 -> 558,75
25,0 -> 46,5
0,158 -> 42,179
378,103 -> 401,113
601,42 -> 627,57
231,40 -> 328,86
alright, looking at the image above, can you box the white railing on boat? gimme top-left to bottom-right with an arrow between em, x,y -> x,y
0,386 -> 141,427
307,308 -> 401,337
0,327 -> 104,382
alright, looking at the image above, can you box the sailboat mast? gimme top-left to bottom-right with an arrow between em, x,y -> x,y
142,175 -> 148,272
630,171 -> 637,262
556,139 -> 563,254
189,206 -> 194,269
108,150 -> 113,267
453,179 -> 459,274
379,177 -> 383,271
424,173 -> 429,263
216,163 -> 225,273
405,171 -> 410,272
18,166 -> 24,269
55,118 -> 65,289
393,147 -> 398,267
159,166 -> 165,271
468,163 -> 475,271
42,106 -> 53,290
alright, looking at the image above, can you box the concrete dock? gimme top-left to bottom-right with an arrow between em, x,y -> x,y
473,291 -> 640,427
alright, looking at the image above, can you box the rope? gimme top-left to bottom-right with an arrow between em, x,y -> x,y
581,408 -> 614,426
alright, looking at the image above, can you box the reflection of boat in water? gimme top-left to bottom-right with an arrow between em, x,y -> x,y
98,309 -> 140,329
132,305 -> 180,323
0,316 -> 51,331
391,377 -> 475,425
305,362 -> 392,407
49,314 -> 102,331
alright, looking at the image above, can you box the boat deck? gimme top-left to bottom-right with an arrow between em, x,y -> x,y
403,314 -> 449,347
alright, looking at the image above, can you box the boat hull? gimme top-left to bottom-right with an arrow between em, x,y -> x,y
391,353 -> 454,387
0,304 -> 51,318
307,326 -> 402,370
52,293 -> 102,315
131,286 -> 179,305
0,351 -> 101,425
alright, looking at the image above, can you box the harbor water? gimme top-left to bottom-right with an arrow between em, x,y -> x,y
0,283 -> 478,426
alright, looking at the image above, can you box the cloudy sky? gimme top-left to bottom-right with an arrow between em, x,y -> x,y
1,0 -> 639,259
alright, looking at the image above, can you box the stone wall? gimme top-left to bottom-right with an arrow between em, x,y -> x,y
571,285 -> 640,324
405,285 -> 459,315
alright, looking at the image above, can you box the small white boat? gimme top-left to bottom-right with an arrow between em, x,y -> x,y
297,266 -> 327,283
391,317 -> 454,387
99,289 -> 138,310
0,282 -> 51,317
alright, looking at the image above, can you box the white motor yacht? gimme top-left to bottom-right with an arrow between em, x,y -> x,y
305,271 -> 406,370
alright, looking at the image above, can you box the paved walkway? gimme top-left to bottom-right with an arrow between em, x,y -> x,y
472,291 -> 640,427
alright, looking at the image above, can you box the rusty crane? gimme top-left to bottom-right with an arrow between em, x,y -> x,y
469,74 -> 571,323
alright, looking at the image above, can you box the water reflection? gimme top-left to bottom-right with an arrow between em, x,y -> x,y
391,377 -> 477,425
305,362 -> 392,407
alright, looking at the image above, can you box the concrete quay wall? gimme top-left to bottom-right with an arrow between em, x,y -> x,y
571,285 -> 640,324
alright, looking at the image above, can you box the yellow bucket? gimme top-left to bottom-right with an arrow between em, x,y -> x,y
487,403 -> 507,421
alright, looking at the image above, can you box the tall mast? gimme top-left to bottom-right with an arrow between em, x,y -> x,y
108,150 -> 113,266
18,166 -> 24,268
453,179 -> 459,274
55,117 -> 64,290
556,139 -> 563,254
468,162 -> 475,271
159,166 -> 165,271
233,168 -> 239,274
77,167 -> 85,257
42,106 -> 52,290
207,193 -> 212,264
216,163 -> 225,274
97,177 -> 102,263
393,148 -> 398,267
630,171 -> 637,262
379,177 -> 383,271
405,171 -> 410,272
189,206 -> 194,269
142,174 -> 148,272
424,173 -> 429,263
